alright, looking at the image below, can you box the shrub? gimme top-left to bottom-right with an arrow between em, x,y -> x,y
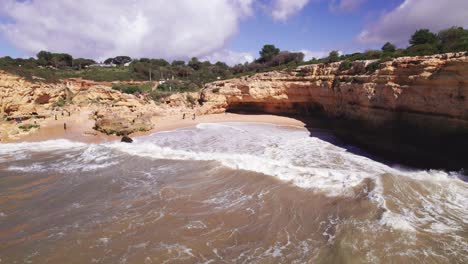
327,50 -> 340,63
363,50 -> 383,60
382,42 -> 396,53
112,83 -> 152,94
339,60 -> 353,71
366,61 -> 381,73
150,90 -> 172,101
212,88 -> 220,93
19,124 -> 40,131
332,78 -> 340,89
54,98 -> 66,107
186,94 -> 197,106
406,44 -> 439,56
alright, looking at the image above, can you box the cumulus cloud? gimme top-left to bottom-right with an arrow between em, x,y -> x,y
358,0 -> 468,46
202,49 -> 254,66
0,0 -> 254,60
329,0 -> 366,12
271,0 -> 310,21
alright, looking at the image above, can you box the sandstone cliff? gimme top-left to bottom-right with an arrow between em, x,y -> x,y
201,52 -> 468,133
0,71 -> 160,139
0,71 -> 204,140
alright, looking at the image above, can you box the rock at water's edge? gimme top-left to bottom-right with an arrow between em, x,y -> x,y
121,136 -> 133,143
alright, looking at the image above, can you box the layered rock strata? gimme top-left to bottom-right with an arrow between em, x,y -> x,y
201,52 -> 468,133
200,53 -> 468,170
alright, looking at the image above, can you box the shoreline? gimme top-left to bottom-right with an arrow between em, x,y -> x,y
2,113 -> 305,144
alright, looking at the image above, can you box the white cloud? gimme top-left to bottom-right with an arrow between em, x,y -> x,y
300,49 -> 329,60
329,0 -> 366,12
202,49 -> 254,66
358,0 -> 468,46
0,0 -> 254,60
271,0 -> 310,21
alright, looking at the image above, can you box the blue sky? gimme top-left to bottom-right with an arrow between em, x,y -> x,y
228,0 -> 403,55
0,0 -> 467,64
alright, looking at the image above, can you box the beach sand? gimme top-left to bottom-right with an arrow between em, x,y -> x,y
6,111 -> 305,143
7,109 -> 120,144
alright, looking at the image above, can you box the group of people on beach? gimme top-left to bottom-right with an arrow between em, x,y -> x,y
182,113 -> 196,120
53,110 -> 71,130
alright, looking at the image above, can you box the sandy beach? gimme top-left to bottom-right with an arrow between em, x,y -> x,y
5,111 -> 305,143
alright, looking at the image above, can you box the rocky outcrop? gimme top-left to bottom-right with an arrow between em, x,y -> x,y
121,135 -> 133,143
93,104 -> 156,135
0,71 -> 159,138
201,52 -> 468,133
0,71 -> 67,116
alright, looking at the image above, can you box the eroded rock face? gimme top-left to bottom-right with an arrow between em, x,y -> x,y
0,71 -> 159,137
201,52 -> 468,132
93,105 -> 156,135
0,71 -> 67,116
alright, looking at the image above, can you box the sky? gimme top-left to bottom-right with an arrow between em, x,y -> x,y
0,0 -> 467,65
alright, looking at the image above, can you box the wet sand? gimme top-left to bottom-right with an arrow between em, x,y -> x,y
142,113 -> 305,135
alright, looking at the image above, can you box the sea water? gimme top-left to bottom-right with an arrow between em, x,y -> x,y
0,123 -> 466,263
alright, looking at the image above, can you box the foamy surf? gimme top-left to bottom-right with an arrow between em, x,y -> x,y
107,123 -> 468,238
0,122 -> 466,263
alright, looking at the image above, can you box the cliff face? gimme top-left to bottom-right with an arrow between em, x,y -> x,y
201,52 -> 468,133
0,71 -> 160,138
0,72 -> 67,115
0,71 -> 203,139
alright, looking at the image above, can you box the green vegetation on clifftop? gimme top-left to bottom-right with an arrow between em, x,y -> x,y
1,26 -> 466,85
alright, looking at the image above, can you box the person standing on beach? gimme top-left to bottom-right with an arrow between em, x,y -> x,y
192,113 -> 196,120
183,113 -> 186,119
55,114 -> 57,120
64,123 -> 67,130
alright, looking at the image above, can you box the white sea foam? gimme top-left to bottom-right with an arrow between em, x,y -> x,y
108,122 -> 467,236
0,139 -> 87,156
1,139 -> 118,173
1,123 -> 467,237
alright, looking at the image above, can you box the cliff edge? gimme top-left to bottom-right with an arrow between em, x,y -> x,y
201,52 -> 468,170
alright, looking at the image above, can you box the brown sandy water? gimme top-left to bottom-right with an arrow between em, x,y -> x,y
0,123 -> 466,263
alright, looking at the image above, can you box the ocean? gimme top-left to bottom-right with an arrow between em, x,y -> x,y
0,122 -> 467,263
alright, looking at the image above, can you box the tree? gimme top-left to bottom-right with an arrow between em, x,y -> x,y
73,58 -> 96,70
231,64 -> 246,74
438,26 -> 468,53
382,42 -> 396,52
327,50 -> 340,63
270,51 -> 304,66
104,58 -> 114,64
188,57 -> 202,71
172,60 -> 185,66
50,53 -> 73,68
410,29 -> 438,46
259,44 -> 280,63
0,56 -> 15,67
113,56 -> 132,65
36,51 -> 53,66
150,59 -> 169,67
